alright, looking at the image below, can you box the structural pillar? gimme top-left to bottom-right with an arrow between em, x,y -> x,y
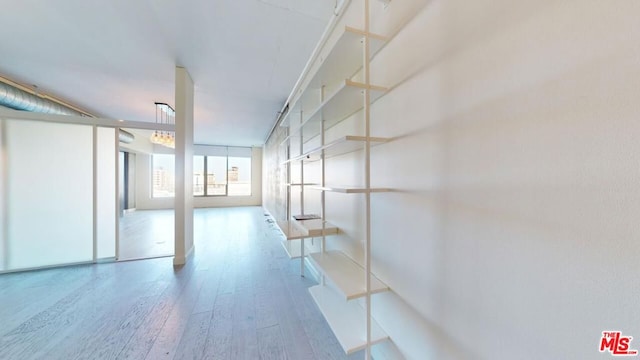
174,66 -> 194,266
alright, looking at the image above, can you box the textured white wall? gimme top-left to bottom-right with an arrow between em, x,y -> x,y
368,0 -> 640,358
267,0 -> 640,358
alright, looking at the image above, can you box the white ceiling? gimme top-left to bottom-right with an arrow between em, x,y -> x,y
0,0 -> 335,146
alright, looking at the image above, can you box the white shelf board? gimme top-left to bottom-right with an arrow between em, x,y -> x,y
372,341 -> 405,360
279,101 -> 302,128
276,220 -> 308,240
291,80 -> 387,143
309,250 -> 389,300
280,239 -> 322,259
309,285 -> 389,355
288,135 -> 389,163
305,26 -> 387,91
279,133 -> 298,146
286,183 -> 318,187
294,219 -> 338,237
281,26 -> 387,129
283,26 -> 387,129
308,185 -> 391,193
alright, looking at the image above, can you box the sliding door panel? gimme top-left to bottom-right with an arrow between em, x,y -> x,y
96,127 -> 116,259
6,120 -> 93,270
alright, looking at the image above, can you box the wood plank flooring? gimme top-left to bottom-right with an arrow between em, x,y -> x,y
119,209 -> 175,261
0,206 -> 362,360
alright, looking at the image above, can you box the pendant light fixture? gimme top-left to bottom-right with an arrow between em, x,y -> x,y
150,102 -> 175,149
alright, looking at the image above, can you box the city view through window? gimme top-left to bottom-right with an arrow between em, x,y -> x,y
152,152 -> 251,198
152,154 -> 175,198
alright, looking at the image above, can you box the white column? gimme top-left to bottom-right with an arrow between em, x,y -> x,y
174,66 -> 195,266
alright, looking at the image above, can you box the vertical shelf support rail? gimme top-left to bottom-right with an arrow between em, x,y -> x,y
363,0 -> 373,358
321,85 -> 327,287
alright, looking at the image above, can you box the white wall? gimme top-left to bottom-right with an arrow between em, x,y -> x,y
135,147 -> 262,210
265,0 -> 640,358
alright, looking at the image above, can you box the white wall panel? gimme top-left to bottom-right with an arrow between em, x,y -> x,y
96,127 -> 116,259
6,120 -> 93,270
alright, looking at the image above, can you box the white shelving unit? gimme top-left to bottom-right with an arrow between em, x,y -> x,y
308,185 -> 390,193
293,80 -> 388,143
295,219 -> 339,237
309,251 -> 389,300
280,26 -> 388,128
281,238 -> 322,259
286,135 -> 389,163
276,220 -> 308,240
309,285 -> 389,354
371,341 -> 405,360
303,26 -> 387,90
276,1 -> 397,358
276,217 -> 333,275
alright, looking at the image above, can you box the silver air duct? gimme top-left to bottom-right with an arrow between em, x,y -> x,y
0,81 -> 134,143
118,129 -> 134,143
0,82 -> 81,115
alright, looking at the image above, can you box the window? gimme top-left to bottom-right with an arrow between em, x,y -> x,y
228,156 -> 251,196
192,146 -> 252,196
207,156 -> 227,195
152,148 -> 251,198
227,146 -> 252,196
152,154 -> 175,197
193,155 -> 205,196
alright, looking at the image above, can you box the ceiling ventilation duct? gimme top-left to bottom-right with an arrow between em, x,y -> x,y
0,81 -> 134,143
118,129 -> 134,143
0,81 -> 80,116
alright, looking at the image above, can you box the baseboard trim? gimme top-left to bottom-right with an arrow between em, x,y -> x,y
173,245 -> 195,266
0,260 -> 95,274
304,257 -> 320,282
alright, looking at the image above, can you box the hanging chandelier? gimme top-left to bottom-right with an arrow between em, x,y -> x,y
150,102 -> 175,149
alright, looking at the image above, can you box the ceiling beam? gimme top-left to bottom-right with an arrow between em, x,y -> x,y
0,108 -> 174,131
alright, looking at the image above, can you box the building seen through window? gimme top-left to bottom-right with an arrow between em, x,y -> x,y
227,156 -> 251,196
154,147 -> 251,198
152,154 -> 175,197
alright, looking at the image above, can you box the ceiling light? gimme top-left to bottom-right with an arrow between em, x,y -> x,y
151,102 -> 175,149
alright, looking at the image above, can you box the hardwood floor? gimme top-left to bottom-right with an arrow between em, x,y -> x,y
119,209 -> 175,261
0,206 -> 362,360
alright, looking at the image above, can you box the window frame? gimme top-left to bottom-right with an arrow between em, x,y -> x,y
151,153 -> 176,198
152,147 -> 251,198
